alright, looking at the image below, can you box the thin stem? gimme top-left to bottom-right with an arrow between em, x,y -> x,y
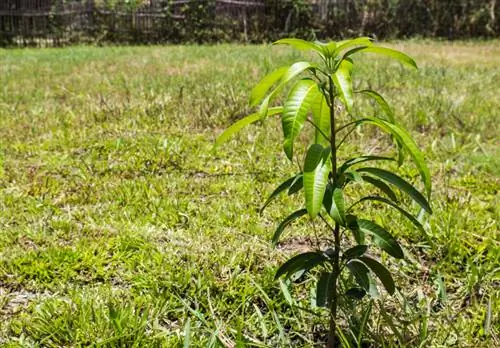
327,75 -> 341,348
336,123 -> 357,150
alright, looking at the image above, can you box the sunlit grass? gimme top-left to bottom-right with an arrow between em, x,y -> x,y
0,41 -> 498,346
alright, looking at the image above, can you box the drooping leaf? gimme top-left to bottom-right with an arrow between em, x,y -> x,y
332,58 -> 354,112
323,186 -> 346,225
282,79 -> 319,159
272,209 -> 308,247
316,271 -> 335,307
357,219 -> 404,259
345,287 -> 366,300
342,245 -> 368,260
261,173 -> 302,213
351,196 -> 426,235
343,170 -> 363,184
334,37 -> 373,56
258,61 -> 318,119
361,175 -> 398,202
288,174 -> 304,195
362,117 -> 431,196
275,251 -> 326,280
274,38 -> 325,56
347,259 -> 370,291
356,89 -> 395,122
358,167 -> 431,214
352,46 -> 418,69
250,67 -> 288,107
339,155 -> 394,174
215,107 -> 283,146
346,214 -> 364,244
358,256 -> 396,295
303,144 -> 331,218
310,89 -> 331,146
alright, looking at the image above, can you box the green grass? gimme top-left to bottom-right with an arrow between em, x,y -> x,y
0,41 -> 498,347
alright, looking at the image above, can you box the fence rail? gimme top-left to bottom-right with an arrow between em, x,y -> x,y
0,0 -> 498,47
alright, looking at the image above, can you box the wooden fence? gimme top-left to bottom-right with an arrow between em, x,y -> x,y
0,0 -> 498,47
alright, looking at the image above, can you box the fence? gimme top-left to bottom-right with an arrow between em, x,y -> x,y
0,0 -> 498,47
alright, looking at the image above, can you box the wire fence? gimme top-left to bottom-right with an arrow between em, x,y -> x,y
0,0 -> 498,47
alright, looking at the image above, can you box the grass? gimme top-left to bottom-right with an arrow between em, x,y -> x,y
0,40 -> 498,347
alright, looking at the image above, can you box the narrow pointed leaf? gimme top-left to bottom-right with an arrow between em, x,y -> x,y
352,196 -> 425,234
345,287 -> 366,300
353,46 -> 417,69
356,89 -> 395,123
258,61 -> 317,119
261,173 -> 302,213
303,144 -> 331,218
316,271 -> 335,307
358,167 -> 431,213
287,175 -> 303,195
339,155 -> 394,174
282,79 -> 319,159
343,170 -> 363,183
274,38 -> 324,55
347,260 -> 370,291
363,117 -> 431,196
250,66 -> 288,107
311,89 -> 331,146
360,175 -> 398,202
275,252 -> 326,280
272,209 -> 308,247
332,59 -> 354,112
323,184 -> 345,224
346,214 -> 364,244
334,37 -> 373,56
216,107 -> 283,146
357,219 -> 404,259
358,256 -> 396,294
343,245 -> 368,260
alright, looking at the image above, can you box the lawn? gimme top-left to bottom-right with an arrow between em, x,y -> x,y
0,41 -> 498,347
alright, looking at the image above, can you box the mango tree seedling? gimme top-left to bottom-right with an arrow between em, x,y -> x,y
216,37 -> 432,347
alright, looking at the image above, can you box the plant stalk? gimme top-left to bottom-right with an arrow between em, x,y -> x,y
327,76 -> 340,348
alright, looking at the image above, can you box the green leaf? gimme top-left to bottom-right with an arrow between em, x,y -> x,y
334,37 -> 373,56
361,175 -> 398,202
215,107 -> 283,146
282,79 -> 319,159
288,174 -> 304,195
352,196 -> 426,235
273,38 -> 324,56
343,170 -> 363,184
358,167 -> 431,214
323,186 -> 346,225
303,144 -> 331,218
332,58 -> 354,112
347,259 -> 370,291
258,61 -> 317,119
358,256 -> 396,295
310,89 -> 331,146
359,117 -> 431,196
275,252 -> 326,280
250,66 -> 288,107
356,89 -> 394,123
353,46 -> 418,69
316,271 -> 335,307
272,209 -> 308,247
261,173 -> 302,213
342,245 -> 368,260
357,219 -> 404,259
346,214 -> 364,244
339,155 -> 394,174
345,287 -> 366,300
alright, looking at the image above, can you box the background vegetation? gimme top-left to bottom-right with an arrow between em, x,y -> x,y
0,0 -> 498,47
0,40 -> 498,346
